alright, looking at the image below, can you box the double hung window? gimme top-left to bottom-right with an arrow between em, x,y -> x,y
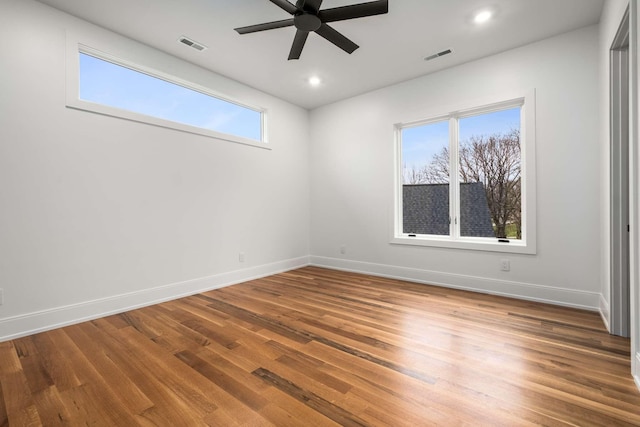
393,93 -> 536,254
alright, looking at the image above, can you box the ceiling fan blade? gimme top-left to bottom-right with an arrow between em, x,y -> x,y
269,0 -> 298,15
319,0 -> 388,23
288,30 -> 309,60
234,18 -> 294,34
315,23 -> 359,54
297,0 -> 323,14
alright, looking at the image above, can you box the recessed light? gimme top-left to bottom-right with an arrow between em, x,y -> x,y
308,76 -> 321,87
474,10 -> 492,24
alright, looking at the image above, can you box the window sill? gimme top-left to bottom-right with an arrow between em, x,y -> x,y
390,235 -> 536,254
66,99 -> 270,150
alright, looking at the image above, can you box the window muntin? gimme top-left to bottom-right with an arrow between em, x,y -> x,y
394,95 -> 534,254
68,46 -> 266,147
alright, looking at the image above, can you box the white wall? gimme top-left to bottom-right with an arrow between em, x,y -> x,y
310,25 -> 602,309
0,0 -> 616,341
0,0 -> 310,340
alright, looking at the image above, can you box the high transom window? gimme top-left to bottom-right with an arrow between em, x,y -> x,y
68,46 -> 266,147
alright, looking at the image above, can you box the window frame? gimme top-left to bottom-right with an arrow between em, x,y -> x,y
66,41 -> 269,149
392,90 -> 536,254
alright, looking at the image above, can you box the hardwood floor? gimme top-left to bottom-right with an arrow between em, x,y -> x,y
1,266 -> 639,426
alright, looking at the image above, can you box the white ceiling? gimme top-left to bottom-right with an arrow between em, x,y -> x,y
37,0 -> 605,110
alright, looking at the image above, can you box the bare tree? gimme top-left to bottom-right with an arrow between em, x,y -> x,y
409,129 -> 521,238
402,163 -> 430,184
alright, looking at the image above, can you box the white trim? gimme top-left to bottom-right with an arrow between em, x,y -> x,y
390,235 -> 533,254
392,89 -> 537,255
0,253 -> 605,343
635,353 -> 640,390
609,7 -> 631,338
310,256 -> 600,310
65,34 -> 269,149
600,294 -> 611,332
0,256 -> 309,342
630,0 -> 640,391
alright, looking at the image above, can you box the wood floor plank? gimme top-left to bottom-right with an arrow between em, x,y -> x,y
1,266 -> 639,426
13,340 -> 54,396
68,322 -> 155,415
0,341 -> 22,378
253,367 -> 369,427
175,349 -> 269,412
0,381 -> 8,427
1,370 -> 41,426
30,386 -> 70,427
105,327 -> 218,422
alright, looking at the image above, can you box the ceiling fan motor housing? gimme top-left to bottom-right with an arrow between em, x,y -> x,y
294,12 -> 322,32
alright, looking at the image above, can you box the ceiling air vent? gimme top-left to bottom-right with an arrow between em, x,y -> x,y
424,49 -> 452,61
179,36 -> 207,52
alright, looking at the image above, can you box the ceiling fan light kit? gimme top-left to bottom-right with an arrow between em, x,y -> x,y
234,0 -> 389,60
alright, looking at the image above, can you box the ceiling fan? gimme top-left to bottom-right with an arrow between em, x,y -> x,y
234,0 -> 389,60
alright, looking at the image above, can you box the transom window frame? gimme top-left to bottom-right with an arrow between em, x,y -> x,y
65,38 -> 268,149
391,90 -> 537,254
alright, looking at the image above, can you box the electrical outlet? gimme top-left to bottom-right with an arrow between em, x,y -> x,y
340,245 -> 346,255
500,259 -> 510,272
239,252 -> 245,263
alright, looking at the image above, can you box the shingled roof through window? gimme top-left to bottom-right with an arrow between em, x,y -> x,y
403,182 -> 495,237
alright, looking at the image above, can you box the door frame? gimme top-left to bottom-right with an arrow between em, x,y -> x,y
610,7 -> 630,337
629,0 -> 640,389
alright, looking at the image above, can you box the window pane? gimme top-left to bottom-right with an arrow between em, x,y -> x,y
401,121 -> 450,235
79,53 -> 263,141
458,108 -> 521,239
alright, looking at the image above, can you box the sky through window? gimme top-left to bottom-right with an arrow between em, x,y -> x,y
402,107 -> 520,172
79,53 -> 262,142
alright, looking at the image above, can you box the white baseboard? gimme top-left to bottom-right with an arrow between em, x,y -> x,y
635,354 -> 640,392
2,255 -> 604,342
599,294 -> 611,332
310,256 -> 601,311
0,256 -> 310,342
